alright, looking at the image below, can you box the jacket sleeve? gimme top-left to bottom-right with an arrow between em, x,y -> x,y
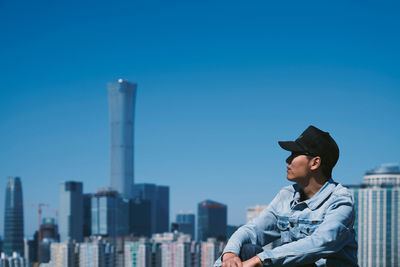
257,192 -> 356,266
214,190 -> 283,266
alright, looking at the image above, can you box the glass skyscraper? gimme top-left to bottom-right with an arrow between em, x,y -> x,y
132,183 -> 170,234
347,164 -> 400,267
176,213 -> 195,239
130,197 -> 152,237
108,79 -> 137,198
3,176 -> 24,256
59,181 -> 83,242
91,188 -> 129,237
197,200 -> 227,242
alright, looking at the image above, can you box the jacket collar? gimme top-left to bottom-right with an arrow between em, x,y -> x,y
291,179 -> 337,210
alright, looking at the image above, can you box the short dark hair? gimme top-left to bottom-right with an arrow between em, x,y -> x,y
321,159 -> 333,179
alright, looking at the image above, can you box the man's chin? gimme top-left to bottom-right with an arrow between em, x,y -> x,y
286,175 -> 298,183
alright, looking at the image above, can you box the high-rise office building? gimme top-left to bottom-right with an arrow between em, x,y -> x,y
130,197 -> 152,237
197,200 -> 227,242
3,177 -> 24,256
59,181 -> 83,242
347,164 -> 400,267
132,183 -> 170,234
108,79 -> 137,198
175,213 -> 195,239
156,186 -> 170,233
91,188 -> 129,237
83,193 -> 92,238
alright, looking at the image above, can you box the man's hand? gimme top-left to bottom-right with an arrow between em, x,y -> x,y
222,252 -> 242,267
242,256 -> 263,267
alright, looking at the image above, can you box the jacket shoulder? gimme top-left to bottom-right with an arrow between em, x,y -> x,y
331,183 -> 354,203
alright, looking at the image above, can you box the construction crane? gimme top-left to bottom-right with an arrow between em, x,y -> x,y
25,203 -> 51,263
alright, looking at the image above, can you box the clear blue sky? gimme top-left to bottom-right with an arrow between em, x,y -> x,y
1,0 -> 399,237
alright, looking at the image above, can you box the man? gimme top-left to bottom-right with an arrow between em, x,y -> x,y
215,126 -> 358,267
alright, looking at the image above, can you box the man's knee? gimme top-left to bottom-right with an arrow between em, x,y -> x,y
239,244 -> 263,261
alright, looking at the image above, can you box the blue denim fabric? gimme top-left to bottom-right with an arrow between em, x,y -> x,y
215,179 -> 358,266
240,244 -> 264,261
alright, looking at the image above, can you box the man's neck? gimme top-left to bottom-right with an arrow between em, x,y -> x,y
299,176 -> 328,201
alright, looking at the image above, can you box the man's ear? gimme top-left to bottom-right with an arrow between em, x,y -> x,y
310,156 -> 321,171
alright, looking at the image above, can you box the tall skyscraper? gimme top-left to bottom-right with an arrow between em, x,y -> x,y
108,79 -> 137,198
3,177 -> 24,256
59,181 -> 83,242
175,213 -> 195,239
197,200 -> 227,242
156,186 -> 170,233
91,188 -> 129,237
132,183 -> 170,234
83,193 -> 92,238
130,197 -> 152,237
347,164 -> 400,267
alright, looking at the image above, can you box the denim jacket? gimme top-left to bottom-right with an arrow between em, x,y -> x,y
215,179 -> 358,266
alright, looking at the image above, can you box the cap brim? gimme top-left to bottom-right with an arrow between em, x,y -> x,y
278,141 -> 305,152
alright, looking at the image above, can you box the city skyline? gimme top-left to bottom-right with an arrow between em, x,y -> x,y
1,1 -> 400,237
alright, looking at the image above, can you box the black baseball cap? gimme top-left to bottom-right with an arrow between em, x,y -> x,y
278,126 -> 339,174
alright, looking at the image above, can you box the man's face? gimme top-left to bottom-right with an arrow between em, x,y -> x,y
285,152 -> 312,182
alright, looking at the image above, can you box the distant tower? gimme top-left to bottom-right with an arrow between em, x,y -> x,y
347,164 -> 400,267
132,183 -> 170,234
3,177 -> 24,256
108,79 -> 137,198
197,200 -> 227,242
59,181 -> 83,242
176,213 -> 195,239
91,188 -> 130,237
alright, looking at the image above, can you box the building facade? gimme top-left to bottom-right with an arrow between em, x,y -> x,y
132,183 -> 170,234
200,239 -> 223,267
59,181 -> 83,242
108,79 -> 137,198
175,213 -> 195,240
124,240 -> 151,267
83,193 -> 92,238
161,242 -> 191,267
79,240 -> 116,267
197,200 -> 227,242
347,164 -> 400,267
41,241 -> 78,267
91,188 -> 130,237
130,197 -> 152,237
3,177 -> 24,256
